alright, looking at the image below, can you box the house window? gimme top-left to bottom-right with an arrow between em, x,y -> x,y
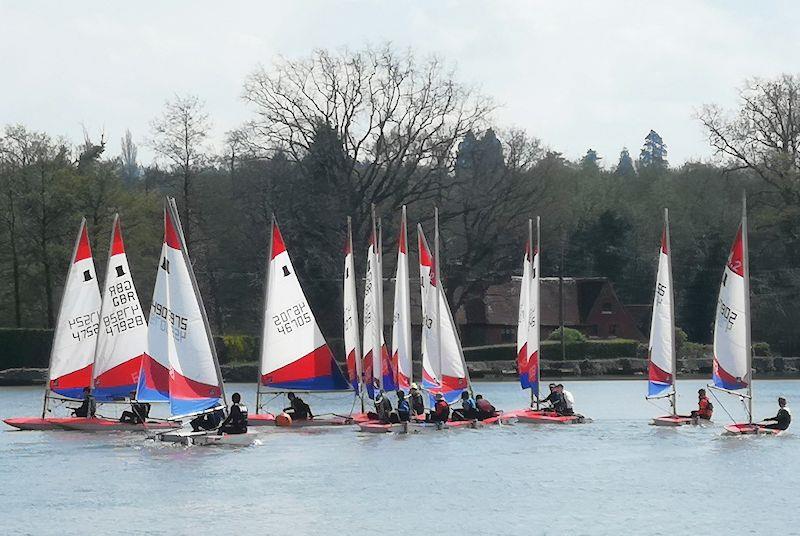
609,324 -> 617,336
601,302 -> 613,314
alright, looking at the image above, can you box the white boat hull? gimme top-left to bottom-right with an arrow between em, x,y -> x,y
156,429 -> 257,446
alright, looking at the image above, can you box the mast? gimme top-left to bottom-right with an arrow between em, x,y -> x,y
664,208 -> 678,417
534,216 -> 541,410
742,192 -> 753,423
168,197 -> 228,411
90,214 -> 118,394
371,204 -> 382,393
528,218 -> 535,408
41,218 -> 89,418
256,216 -> 275,414
434,207 -> 442,393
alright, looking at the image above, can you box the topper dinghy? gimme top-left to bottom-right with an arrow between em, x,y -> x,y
250,216 -> 353,428
151,199 -> 255,445
712,195 -> 780,436
647,210 -> 692,427
4,220 -> 102,431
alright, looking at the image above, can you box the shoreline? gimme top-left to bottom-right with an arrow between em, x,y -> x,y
2,364 -> 798,387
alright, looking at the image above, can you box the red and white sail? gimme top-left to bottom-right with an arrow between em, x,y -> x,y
48,219 -> 102,400
417,215 -> 469,405
139,208 -> 173,403
92,214 -> 148,401
150,199 -> 224,417
343,218 -> 362,393
647,210 -> 676,397
516,237 -> 532,390
392,206 -> 413,391
712,220 -> 750,392
362,213 -> 387,398
259,219 -> 349,392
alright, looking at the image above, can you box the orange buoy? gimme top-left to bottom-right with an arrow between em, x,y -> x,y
275,412 -> 293,427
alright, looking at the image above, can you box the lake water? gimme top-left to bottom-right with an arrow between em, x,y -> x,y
2,379 -> 798,536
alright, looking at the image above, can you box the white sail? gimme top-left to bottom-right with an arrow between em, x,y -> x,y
152,199 -> 224,418
527,220 -> 541,399
647,210 -> 676,398
47,219 -> 102,400
418,225 -> 440,393
392,206 -> 413,391
92,215 -> 148,401
343,218 -> 362,392
712,221 -> 750,392
259,218 -> 349,392
516,237 -> 531,389
362,215 -> 383,398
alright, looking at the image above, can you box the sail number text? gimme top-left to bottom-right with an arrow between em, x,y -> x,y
103,303 -> 145,335
69,312 -> 100,341
273,302 -> 312,334
718,299 -> 737,331
151,300 -> 188,341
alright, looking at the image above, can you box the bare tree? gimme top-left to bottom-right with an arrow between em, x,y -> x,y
240,44 -> 494,241
150,94 -> 211,247
698,74 -> 800,204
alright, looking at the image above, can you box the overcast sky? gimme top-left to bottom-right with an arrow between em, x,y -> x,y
2,1 -> 798,167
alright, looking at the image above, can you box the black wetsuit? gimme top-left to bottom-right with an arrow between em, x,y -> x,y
285,397 -> 312,420
73,395 -> 96,418
220,403 -> 248,434
120,402 -> 151,424
540,391 -> 566,414
763,408 -> 791,430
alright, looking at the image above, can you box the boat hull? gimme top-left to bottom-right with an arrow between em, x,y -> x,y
651,415 -> 693,427
58,418 -> 180,432
502,409 -> 589,424
358,421 -> 409,433
4,417 -> 83,431
156,429 -> 258,446
251,413 -> 353,428
723,423 -> 783,436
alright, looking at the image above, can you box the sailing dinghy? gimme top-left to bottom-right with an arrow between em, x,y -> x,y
151,199 -> 255,445
359,206 -> 417,433
59,215 -> 176,432
411,209 -> 498,431
502,218 -> 584,425
647,210 -> 692,427
5,220 -> 103,431
249,217 -> 354,428
710,195 -> 780,436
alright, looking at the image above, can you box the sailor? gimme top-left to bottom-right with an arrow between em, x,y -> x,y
427,393 -> 450,423
409,383 -> 425,416
475,394 -> 498,420
396,390 -> 411,422
690,389 -> 713,421
557,384 -> 575,416
538,383 -> 564,411
759,397 -> 791,431
190,409 -> 224,432
72,387 -> 96,418
120,391 -> 151,424
219,392 -> 248,434
452,390 -> 477,421
284,392 -> 313,420
375,390 -> 394,423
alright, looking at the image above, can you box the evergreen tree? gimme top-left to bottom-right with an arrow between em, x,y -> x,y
614,147 -> 636,177
639,129 -> 668,168
580,148 -> 601,171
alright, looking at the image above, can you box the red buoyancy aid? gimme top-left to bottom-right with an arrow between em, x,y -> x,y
698,397 -> 713,419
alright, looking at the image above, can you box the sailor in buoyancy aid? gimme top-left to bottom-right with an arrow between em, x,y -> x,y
427,393 -> 450,423
219,392 -> 248,434
690,389 -> 713,420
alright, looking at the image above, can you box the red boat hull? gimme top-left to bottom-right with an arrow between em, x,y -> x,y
651,415 -> 693,427
4,417 -> 84,431
723,423 -> 782,436
58,418 -> 180,432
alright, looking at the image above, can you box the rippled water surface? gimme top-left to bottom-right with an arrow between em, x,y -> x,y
2,379 -> 798,536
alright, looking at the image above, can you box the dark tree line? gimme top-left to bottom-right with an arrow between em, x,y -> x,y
1,47 -> 799,355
